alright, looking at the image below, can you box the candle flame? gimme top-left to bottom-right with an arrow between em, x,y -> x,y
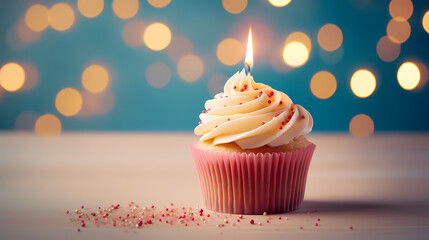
245,27 -> 253,73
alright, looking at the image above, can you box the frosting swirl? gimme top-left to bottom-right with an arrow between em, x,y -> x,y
194,69 -> 313,149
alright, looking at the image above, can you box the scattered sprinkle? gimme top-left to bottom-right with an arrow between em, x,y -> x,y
67,203 -> 334,231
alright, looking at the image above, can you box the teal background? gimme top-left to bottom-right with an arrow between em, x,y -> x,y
0,0 -> 428,132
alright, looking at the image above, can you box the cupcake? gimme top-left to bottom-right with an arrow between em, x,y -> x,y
190,69 -> 315,214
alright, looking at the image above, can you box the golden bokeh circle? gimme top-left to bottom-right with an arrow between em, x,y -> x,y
25,4 -> 49,32
0,62 -> 26,92
216,38 -> 244,66
55,88 -> 83,117
386,19 -> 411,44
282,41 -> 309,67
81,65 -> 109,93
285,32 -> 311,52
317,24 -> 343,52
177,54 -> 204,82
143,23 -> 172,51
49,3 -> 75,31
35,114 -> 62,137
146,62 -> 171,88
389,0 -> 413,22
423,10 -> 429,34
147,0 -> 171,8
349,114 -> 374,137
350,69 -> 376,98
222,0 -> 247,14
112,0 -> 139,19
268,0 -> 292,7
397,62 -> 420,90
376,36 -> 401,62
78,0 -> 104,18
310,71 -> 337,99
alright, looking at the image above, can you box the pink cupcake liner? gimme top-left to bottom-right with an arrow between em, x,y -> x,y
190,142 -> 316,215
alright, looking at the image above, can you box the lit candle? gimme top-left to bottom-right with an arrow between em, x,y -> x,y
245,27 -> 253,76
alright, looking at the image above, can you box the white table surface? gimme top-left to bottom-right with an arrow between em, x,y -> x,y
0,132 -> 428,240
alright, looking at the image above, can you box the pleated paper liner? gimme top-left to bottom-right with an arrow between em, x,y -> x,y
190,142 -> 316,215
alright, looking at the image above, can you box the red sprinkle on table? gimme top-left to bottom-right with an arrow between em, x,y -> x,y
66,202 -> 341,231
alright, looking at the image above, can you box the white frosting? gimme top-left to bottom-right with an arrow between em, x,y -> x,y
194,69 -> 313,149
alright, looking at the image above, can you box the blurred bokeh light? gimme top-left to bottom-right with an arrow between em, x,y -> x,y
25,4 -> 49,32
167,36 -> 194,62
82,64 -> 109,93
217,38 -> 244,66
78,0 -> 104,18
389,0 -> 413,22
122,20 -> 145,47
146,61 -> 171,88
310,71 -> 337,99
268,0 -> 292,7
397,62 -> 420,90
349,114 -> 374,137
143,23 -> 171,51
0,62 -> 25,92
34,114 -> 62,137
0,0 -> 428,135
55,88 -> 83,117
49,3 -> 75,31
113,0 -> 139,19
147,0 -> 171,8
283,42 -> 309,67
376,36 -> 401,62
222,0 -> 247,14
387,18 -> 411,44
317,24 -> 343,52
20,63 -> 39,90
177,54 -> 204,82
423,11 -> 429,34
350,69 -> 376,98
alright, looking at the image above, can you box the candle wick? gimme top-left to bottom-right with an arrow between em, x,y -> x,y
245,62 -> 251,76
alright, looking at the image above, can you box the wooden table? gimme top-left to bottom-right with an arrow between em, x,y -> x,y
0,132 -> 428,240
